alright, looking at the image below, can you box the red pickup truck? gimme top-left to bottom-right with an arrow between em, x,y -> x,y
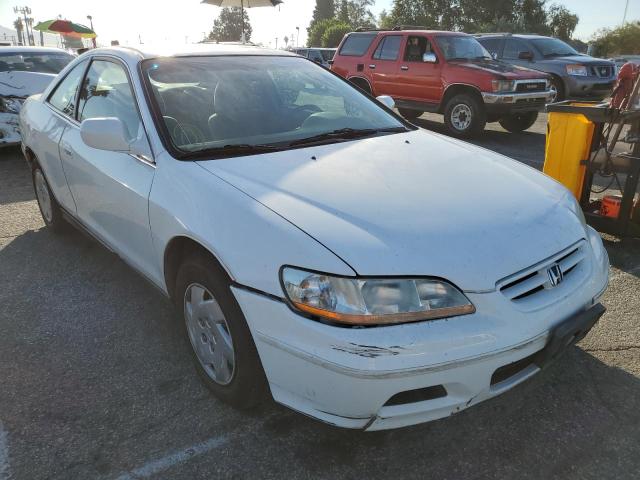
331,29 -> 554,137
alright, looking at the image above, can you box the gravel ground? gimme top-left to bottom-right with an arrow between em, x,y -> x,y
0,114 -> 639,480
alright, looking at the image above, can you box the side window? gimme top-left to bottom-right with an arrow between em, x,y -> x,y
47,60 -> 87,118
309,50 -> 324,63
296,49 -> 308,57
77,60 -> 143,143
339,33 -> 377,56
404,36 -> 433,62
479,38 -> 501,57
503,39 -> 530,60
372,35 -> 402,61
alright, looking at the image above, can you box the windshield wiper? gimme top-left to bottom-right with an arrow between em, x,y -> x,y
285,127 -> 407,147
183,143 -> 282,159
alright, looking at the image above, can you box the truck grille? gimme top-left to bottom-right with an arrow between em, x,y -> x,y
515,81 -> 547,93
591,65 -> 614,78
497,241 -> 588,310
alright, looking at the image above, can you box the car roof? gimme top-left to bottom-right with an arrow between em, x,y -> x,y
0,46 -> 73,55
88,43 -> 297,62
372,30 -> 467,37
475,33 -> 550,40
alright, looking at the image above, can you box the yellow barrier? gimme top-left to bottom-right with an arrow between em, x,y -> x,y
543,111 -> 595,200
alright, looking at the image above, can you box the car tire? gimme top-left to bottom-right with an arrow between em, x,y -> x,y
443,94 -> 487,138
498,111 -> 539,133
175,252 -> 268,409
549,76 -> 565,103
398,108 -> 424,120
32,166 -> 67,233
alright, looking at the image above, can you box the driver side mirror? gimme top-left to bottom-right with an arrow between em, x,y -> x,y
376,95 -> 395,109
518,51 -> 534,61
423,53 -> 437,63
80,117 -> 131,152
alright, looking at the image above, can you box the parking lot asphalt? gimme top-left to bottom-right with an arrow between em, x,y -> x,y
1,114 -> 639,480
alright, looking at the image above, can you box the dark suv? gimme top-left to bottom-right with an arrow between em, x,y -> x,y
476,34 -> 616,102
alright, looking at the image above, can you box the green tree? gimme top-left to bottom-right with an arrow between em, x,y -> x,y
311,0 -> 335,24
591,21 -> 640,56
547,4 -> 579,40
207,7 -> 252,42
308,18 -> 336,46
321,20 -> 352,47
334,0 -> 375,28
382,0 -> 458,30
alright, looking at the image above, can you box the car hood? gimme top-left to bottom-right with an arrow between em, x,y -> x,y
451,59 -> 548,79
197,130 -> 585,291
542,54 -> 614,66
0,71 -> 57,98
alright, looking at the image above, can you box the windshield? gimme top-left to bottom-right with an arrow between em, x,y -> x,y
0,52 -> 74,74
143,55 -> 406,156
435,36 -> 491,60
530,38 -> 578,57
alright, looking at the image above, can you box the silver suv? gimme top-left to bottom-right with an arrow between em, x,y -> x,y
291,47 -> 336,68
476,34 -> 616,102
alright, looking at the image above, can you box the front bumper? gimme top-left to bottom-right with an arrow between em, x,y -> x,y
482,90 -> 553,113
0,112 -> 21,147
235,229 -> 609,430
565,76 -> 615,98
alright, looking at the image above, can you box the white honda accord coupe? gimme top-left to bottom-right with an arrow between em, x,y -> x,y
19,44 -> 609,430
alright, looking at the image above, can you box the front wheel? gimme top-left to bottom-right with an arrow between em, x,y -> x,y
175,252 -> 268,409
498,111 -> 539,133
443,94 -> 487,138
398,108 -> 424,120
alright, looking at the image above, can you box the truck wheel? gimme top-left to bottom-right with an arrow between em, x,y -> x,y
175,251 -> 268,409
398,108 -> 424,120
549,77 -> 565,103
32,166 -> 67,233
443,94 -> 487,138
499,111 -> 539,133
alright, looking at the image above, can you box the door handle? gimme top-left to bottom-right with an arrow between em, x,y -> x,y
369,64 -> 376,69
400,65 -> 409,71
61,143 -> 73,157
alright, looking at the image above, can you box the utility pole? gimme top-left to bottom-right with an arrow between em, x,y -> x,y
13,6 -> 32,45
87,15 -> 97,48
622,0 -> 630,24
296,26 -> 299,47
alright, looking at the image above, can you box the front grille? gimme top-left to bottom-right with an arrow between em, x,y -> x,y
498,241 -> 588,309
591,65 -> 614,78
516,81 -> 547,93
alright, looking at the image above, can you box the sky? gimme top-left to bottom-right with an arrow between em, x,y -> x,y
0,0 -> 638,48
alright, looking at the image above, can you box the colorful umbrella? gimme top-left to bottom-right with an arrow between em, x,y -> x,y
34,19 -> 96,39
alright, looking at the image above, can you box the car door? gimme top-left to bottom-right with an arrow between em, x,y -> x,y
368,34 -> 404,97
395,34 -> 442,104
37,59 -> 90,214
59,57 -> 159,280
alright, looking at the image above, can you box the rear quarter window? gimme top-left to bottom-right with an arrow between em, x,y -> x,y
339,33 -> 377,57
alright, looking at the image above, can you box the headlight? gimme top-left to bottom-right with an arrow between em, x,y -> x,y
566,64 -> 588,76
281,267 -> 475,326
491,80 -> 516,93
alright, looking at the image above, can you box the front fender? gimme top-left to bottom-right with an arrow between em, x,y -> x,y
149,152 -> 355,298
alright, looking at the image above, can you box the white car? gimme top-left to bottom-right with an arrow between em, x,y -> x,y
20,45 -> 609,431
0,46 -> 74,146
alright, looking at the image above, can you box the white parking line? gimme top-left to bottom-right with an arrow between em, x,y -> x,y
0,422 -> 10,480
112,434 -> 231,480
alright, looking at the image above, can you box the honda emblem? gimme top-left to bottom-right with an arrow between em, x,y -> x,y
547,264 -> 564,287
